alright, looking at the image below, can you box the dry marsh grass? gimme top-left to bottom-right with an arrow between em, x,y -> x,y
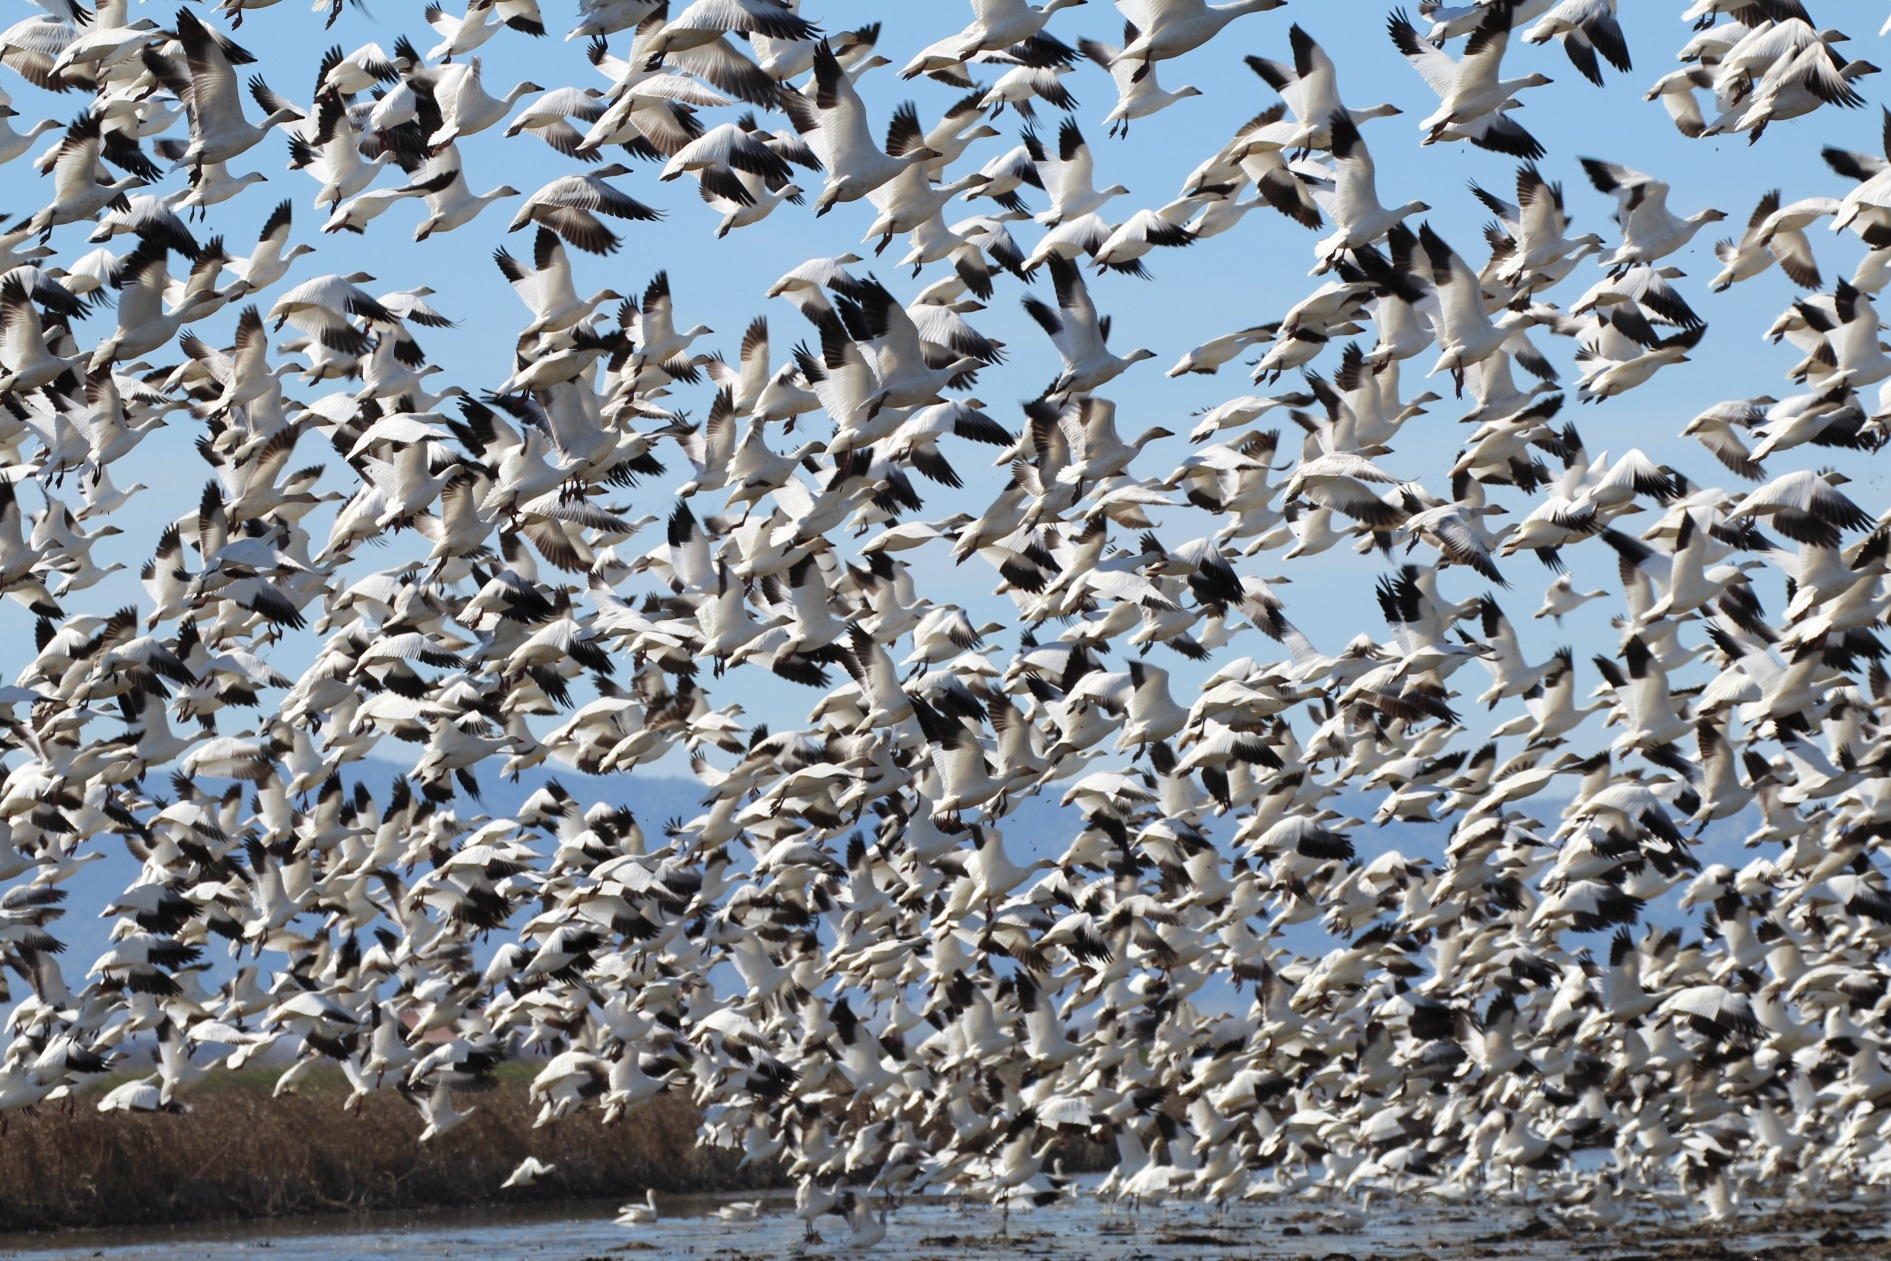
0,1069 -> 772,1232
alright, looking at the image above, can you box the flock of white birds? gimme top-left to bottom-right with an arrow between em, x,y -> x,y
3,0 -> 1891,1242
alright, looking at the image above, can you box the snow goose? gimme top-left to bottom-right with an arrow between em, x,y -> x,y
0,275 -> 80,391
1678,397 -> 1767,480
794,1178 -> 840,1241
1245,24 -> 1399,152
1822,105 -> 1891,215
1580,158 -> 1727,270
569,0 -> 664,40
660,115 -> 795,186
1709,189 -> 1825,291
322,183 -> 421,235
614,1188 -> 659,1226
749,19 -> 883,89
1602,515 -> 1743,625
268,271 -> 393,356
494,227 -> 624,334
646,0 -> 819,58
1401,498 -> 1507,584
160,12 -> 305,168
1112,0 -> 1285,83
508,164 -> 663,254
288,97 -> 391,209
48,11 -> 160,78
859,127 -> 990,252
607,18 -> 781,112
1523,0 -> 1631,86
315,40 -> 399,96
84,191 -> 199,254
1031,120 -> 1127,226
974,42 -> 1081,122
1746,389 -> 1865,462
781,41 -> 936,216
907,696 -> 1007,820
1472,162 -> 1604,291
1756,194 -> 1838,272
25,114 -> 145,236
1717,37 -> 1876,143
0,12 -> 85,93
428,58 -> 544,146
965,141 -> 1047,216
501,84 -> 607,157
1569,262 -> 1701,329
1387,5 -> 1550,157
502,1155 -> 555,1188
1181,186 -> 1269,240
222,199 -> 313,296
97,1073 -> 188,1115
168,161 -> 272,218
1574,312 -> 1703,403
1091,200 -> 1199,275
900,0 -> 1085,79
1420,224 -> 1547,393
1311,112 -> 1429,272
1167,325 -> 1273,376
1022,253 -> 1156,398
1590,634 -> 1691,754
404,145 -> 522,241
1281,450 -> 1409,530
623,270 -> 712,375
684,167 -> 792,241
1796,280 -> 1891,391
885,398 -> 1009,483
426,0 -> 504,62
1073,25 -> 1198,136
571,74 -> 710,159
187,305 -> 290,421
1727,468 -> 1872,547
1452,347 -> 1555,427
696,314 -> 783,419
842,280 -> 982,411
1641,63 -> 1717,138
0,99 -> 57,166
909,89 -> 999,179
89,242 -> 229,368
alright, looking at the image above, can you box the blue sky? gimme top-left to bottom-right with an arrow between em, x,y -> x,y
6,0 -> 1875,796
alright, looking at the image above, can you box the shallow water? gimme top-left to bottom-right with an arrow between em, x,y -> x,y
0,1187 -> 1885,1261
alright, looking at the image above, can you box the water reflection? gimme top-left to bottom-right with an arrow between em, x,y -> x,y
0,1185 -> 1879,1261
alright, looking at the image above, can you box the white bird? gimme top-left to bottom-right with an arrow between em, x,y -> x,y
615,1189 -> 659,1226
1581,157 -> 1728,270
1023,254 -> 1157,398
1311,112 -> 1430,270
162,11 -> 305,169
502,1156 -> 556,1188
1388,6 -> 1551,156
1111,0 -> 1286,82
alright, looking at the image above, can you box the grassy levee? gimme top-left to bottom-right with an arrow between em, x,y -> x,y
0,1066 -> 775,1231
